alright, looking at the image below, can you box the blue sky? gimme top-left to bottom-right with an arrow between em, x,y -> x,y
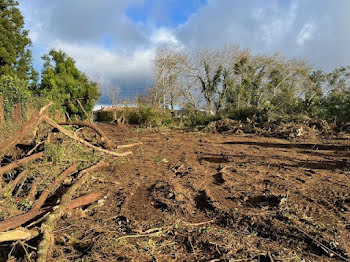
126,0 -> 207,27
19,0 -> 350,104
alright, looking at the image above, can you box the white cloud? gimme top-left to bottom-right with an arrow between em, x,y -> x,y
18,0 -> 350,102
151,28 -> 180,46
297,22 -> 315,46
52,40 -> 155,93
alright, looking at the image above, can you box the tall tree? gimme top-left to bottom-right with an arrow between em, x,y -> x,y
39,49 -> 100,119
0,0 -> 37,86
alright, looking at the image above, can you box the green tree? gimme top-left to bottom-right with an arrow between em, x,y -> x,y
322,66 -> 350,122
39,49 -> 100,119
0,0 -> 37,86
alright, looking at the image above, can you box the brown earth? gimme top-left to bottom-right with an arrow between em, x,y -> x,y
47,125 -> 350,261
2,124 -> 350,261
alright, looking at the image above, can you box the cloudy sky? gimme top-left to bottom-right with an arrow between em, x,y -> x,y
19,0 -> 350,104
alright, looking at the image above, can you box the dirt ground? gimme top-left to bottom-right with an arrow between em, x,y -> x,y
2,124 -> 350,261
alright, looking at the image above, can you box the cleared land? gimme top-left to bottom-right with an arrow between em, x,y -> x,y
1,124 -> 350,261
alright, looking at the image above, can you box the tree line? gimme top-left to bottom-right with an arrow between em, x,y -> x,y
146,45 -> 350,123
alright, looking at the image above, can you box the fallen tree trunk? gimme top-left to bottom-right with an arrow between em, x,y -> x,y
0,227 -> 40,243
37,161 -> 105,262
0,152 -> 44,177
0,103 -> 52,157
59,121 -> 113,149
43,116 -> 132,157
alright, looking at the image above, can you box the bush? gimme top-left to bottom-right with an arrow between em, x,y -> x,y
0,75 -> 31,120
183,109 -> 221,126
321,91 -> 350,123
227,107 -> 267,122
125,106 -> 175,127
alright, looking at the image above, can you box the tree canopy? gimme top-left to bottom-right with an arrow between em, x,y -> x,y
0,0 -> 37,86
39,49 -> 100,118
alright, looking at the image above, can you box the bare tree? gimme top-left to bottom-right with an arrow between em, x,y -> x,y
153,46 -> 187,111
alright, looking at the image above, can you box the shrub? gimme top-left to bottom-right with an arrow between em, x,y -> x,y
125,106 -> 175,127
183,109 -> 221,126
227,107 -> 267,122
0,75 -> 31,120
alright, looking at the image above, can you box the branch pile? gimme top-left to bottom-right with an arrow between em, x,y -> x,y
0,103 -> 143,261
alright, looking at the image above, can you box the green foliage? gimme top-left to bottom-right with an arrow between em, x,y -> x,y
322,90 -> 350,123
227,107 -> 267,122
184,109 -> 221,126
45,143 -> 66,165
0,0 -> 37,85
0,75 -> 31,120
38,49 -> 100,119
126,106 -> 174,127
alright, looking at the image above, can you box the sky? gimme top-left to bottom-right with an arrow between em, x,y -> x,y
19,0 -> 350,104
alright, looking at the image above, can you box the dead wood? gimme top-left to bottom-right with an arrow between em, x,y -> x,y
32,164 -> 77,210
0,207 -> 51,232
0,152 -> 44,177
58,121 -> 113,149
117,142 -> 143,149
67,192 -> 103,209
0,227 -> 40,243
0,170 -> 27,195
43,116 -> 132,157
37,161 -> 105,262
0,103 -> 52,157
28,181 -> 38,203
76,100 -> 92,122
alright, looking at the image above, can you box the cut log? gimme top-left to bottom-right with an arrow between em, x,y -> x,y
0,207 -> 51,232
59,121 -> 113,149
0,103 -> 52,157
67,192 -> 103,209
43,116 -> 132,157
37,161 -> 105,262
0,152 -> 44,177
0,227 -> 39,243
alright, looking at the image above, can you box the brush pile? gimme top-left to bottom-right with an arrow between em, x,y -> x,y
0,103 -> 141,261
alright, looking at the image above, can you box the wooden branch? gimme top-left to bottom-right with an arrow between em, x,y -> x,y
37,161 -> 105,262
0,152 -> 44,177
0,102 -> 52,157
0,227 -> 39,243
0,170 -> 28,195
28,181 -> 38,203
58,121 -> 113,149
32,164 -> 77,210
76,100 -> 92,122
77,161 -> 107,179
0,207 -> 51,232
67,192 -> 103,209
27,140 -> 45,156
43,116 -> 132,157
117,142 -> 143,149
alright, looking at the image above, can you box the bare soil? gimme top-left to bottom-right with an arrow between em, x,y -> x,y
2,124 -> 350,261
46,125 -> 350,261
